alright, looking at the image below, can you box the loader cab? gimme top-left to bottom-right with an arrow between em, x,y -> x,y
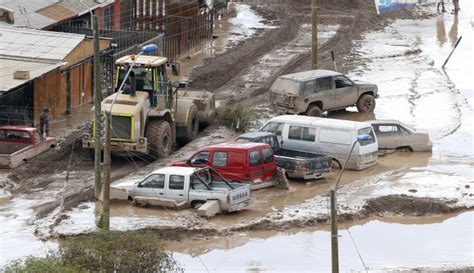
114,55 -> 171,109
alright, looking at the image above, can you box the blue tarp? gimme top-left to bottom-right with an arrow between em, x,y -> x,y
375,0 -> 418,14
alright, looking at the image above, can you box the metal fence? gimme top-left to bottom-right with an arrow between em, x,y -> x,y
0,82 -> 34,126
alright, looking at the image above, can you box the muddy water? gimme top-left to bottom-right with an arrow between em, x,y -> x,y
172,212 -> 474,272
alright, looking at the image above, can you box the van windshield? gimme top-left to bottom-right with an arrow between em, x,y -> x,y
358,127 -> 376,146
271,77 -> 300,94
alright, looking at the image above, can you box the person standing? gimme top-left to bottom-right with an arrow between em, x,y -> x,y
452,0 -> 460,14
437,0 -> 446,12
40,107 -> 50,137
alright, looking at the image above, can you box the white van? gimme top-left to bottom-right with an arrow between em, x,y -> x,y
259,115 -> 378,170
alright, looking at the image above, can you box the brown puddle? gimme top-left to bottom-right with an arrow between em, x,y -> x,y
169,211 -> 474,272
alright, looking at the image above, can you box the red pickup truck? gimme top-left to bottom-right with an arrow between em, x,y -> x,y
171,142 -> 277,190
0,126 -> 56,168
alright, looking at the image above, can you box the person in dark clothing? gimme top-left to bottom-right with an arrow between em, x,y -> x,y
40,107 -> 50,137
437,0 -> 446,12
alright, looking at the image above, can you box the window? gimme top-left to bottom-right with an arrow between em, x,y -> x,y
263,136 -> 277,149
227,152 -> 245,168
141,174 -> 165,189
34,131 -> 42,145
358,127 -> 376,146
104,6 -> 113,29
212,152 -> 227,167
261,122 -> 284,136
249,151 -> 261,166
302,80 -> 316,96
335,76 -> 353,88
262,148 -> 274,164
377,125 -> 398,134
288,126 -> 315,142
316,77 -> 332,91
319,129 -> 352,145
190,151 -> 209,165
169,175 -> 185,190
4,130 -> 30,141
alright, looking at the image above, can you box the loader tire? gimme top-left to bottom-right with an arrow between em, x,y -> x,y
179,105 -> 199,144
356,94 -> 376,113
146,120 -> 172,159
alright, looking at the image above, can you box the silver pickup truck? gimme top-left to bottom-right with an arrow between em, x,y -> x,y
112,166 -> 250,213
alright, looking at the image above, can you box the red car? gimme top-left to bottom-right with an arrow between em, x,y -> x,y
171,142 -> 276,190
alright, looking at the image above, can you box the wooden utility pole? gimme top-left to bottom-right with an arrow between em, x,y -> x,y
311,0 -> 318,69
92,15 -> 102,200
98,112 -> 111,230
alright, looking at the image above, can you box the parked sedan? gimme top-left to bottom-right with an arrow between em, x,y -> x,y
368,120 -> 432,152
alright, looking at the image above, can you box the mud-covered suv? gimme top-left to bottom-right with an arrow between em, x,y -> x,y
270,69 -> 379,116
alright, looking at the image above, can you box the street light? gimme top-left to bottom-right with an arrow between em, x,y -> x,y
98,43 -> 158,230
330,134 -> 372,273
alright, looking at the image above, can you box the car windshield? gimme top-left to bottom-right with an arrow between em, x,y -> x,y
271,77 -> 300,94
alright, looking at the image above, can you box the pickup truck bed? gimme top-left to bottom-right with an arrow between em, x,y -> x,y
236,132 -> 332,180
275,148 -> 331,180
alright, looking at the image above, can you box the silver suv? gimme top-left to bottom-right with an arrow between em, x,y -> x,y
270,70 -> 379,116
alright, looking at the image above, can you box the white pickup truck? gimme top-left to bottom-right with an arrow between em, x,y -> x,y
113,166 -> 251,215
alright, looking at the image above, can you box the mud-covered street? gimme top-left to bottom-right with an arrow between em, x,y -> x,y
0,0 -> 473,271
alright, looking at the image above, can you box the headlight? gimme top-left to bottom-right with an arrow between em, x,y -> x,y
139,138 -> 145,144
82,134 -> 90,140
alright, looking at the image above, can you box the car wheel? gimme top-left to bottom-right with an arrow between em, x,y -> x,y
356,94 -> 376,113
331,158 -> 341,169
306,105 -> 322,117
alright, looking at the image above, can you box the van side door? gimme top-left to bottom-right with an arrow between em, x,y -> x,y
248,149 -> 264,184
165,174 -> 188,203
333,75 -> 358,109
282,125 -> 317,153
261,147 -> 276,182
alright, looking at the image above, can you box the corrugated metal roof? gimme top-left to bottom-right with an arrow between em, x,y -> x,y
0,58 -> 64,93
37,0 -> 114,22
0,26 -> 85,61
0,0 -> 57,29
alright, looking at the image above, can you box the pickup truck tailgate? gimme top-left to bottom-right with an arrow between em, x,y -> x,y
228,184 -> 250,207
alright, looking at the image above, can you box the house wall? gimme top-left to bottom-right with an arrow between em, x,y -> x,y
64,39 -> 111,66
33,69 -> 67,124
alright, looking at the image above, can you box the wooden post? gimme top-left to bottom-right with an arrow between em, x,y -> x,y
330,189 -> 339,273
93,15 -> 102,200
311,0 -> 318,69
98,111 -> 111,230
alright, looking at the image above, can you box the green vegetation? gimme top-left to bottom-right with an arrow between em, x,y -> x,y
4,231 -> 182,273
222,103 -> 256,132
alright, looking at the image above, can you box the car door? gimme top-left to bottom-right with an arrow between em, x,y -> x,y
248,149 -> 264,184
333,75 -> 358,109
398,124 -> 415,147
166,174 -> 188,203
261,147 -> 276,182
188,151 -> 210,167
376,125 -> 402,149
133,173 -> 166,198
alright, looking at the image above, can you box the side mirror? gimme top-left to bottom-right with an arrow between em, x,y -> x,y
186,159 -> 192,165
171,62 -> 180,76
137,183 -> 143,188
